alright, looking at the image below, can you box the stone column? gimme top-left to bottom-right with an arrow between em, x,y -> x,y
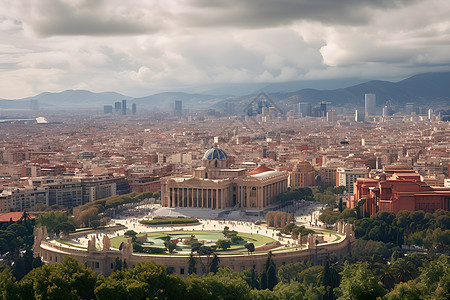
171,188 -> 175,207
201,188 -> 204,208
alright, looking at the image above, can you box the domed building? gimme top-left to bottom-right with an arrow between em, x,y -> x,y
161,146 -> 289,211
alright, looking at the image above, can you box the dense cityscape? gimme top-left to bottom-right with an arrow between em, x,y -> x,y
1,0 -> 450,299
0,95 -> 448,299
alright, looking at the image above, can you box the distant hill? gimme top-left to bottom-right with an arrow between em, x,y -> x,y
215,72 -> 450,111
131,92 -> 228,110
1,72 -> 449,111
276,72 -> 450,107
0,90 -> 131,110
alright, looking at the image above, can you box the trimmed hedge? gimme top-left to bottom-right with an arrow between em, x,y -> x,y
139,217 -> 198,226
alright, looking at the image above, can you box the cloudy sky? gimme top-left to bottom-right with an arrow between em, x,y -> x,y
1,0 -> 449,98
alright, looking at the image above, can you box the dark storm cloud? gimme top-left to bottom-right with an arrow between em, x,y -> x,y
183,0 -> 419,27
26,0 -> 164,37
22,0 -> 421,37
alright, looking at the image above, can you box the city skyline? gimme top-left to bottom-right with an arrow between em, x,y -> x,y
1,0 -> 450,99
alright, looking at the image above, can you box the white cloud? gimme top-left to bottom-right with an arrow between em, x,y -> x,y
0,0 -> 449,98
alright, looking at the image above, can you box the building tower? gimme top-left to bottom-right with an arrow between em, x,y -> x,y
355,110 -> 365,122
427,108 -> 433,120
320,101 -> 327,117
326,110 -> 336,122
132,103 -> 136,115
175,100 -> 182,116
299,102 -> 312,117
365,94 -> 376,116
114,102 -> 121,114
121,100 -> 127,115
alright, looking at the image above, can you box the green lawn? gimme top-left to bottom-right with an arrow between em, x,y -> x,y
55,240 -> 86,249
312,229 -> 343,242
110,230 -> 276,253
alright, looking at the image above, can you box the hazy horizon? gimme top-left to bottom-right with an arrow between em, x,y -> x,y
1,0 -> 450,99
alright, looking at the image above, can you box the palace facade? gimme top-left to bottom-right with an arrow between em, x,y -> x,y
161,147 -> 289,210
349,165 -> 450,216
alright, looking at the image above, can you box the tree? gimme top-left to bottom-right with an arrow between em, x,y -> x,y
222,226 -> 230,237
164,240 -> 177,253
385,255 -> 450,300
113,257 -> 123,271
188,252 -> 197,275
245,242 -> 255,255
32,256 -> 43,269
54,222 -> 76,236
389,258 -> 418,284
195,246 -> 215,274
209,254 -> 220,274
124,230 -> 138,242
319,207 -> 339,225
277,261 -> 310,284
0,269 -> 19,300
90,219 -> 101,229
260,251 -> 278,291
20,257 -> 97,300
36,211 -> 74,234
321,260 -> 333,300
338,198 -> 344,213
336,261 -> 385,300
243,266 -> 259,289
216,239 -> 231,250
203,268 -> 252,299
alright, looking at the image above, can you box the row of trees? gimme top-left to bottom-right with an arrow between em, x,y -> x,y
35,211 -> 75,235
280,223 -> 314,240
33,192 -> 158,236
264,211 -> 294,228
319,206 -> 449,252
76,192 -> 156,228
354,210 -> 450,252
277,186 -> 345,206
1,253 -> 448,299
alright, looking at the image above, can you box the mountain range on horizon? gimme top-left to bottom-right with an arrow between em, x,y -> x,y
1,72 -> 449,111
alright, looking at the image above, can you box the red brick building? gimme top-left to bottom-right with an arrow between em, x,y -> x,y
348,166 -> 450,216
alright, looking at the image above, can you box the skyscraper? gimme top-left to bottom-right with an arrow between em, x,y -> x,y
132,103 -> 136,115
299,102 -> 312,117
365,94 -> 376,116
121,100 -> 127,115
320,101 -> 327,117
427,108 -> 433,120
326,110 -> 336,122
114,101 -> 121,113
175,100 -> 182,116
355,110 -> 365,122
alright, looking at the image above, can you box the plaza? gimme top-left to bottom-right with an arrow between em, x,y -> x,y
34,200 -> 354,276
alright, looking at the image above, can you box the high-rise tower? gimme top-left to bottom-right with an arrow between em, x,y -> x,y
175,100 -> 182,116
114,101 -> 121,113
121,100 -> 127,115
365,94 -> 376,116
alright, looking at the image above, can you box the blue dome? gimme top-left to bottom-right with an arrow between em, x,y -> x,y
203,148 -> 228,160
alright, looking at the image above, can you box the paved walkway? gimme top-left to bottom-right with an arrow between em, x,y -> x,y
64,201 -> 331,250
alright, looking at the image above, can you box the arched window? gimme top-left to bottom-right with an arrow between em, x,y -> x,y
205,172 -> 208,179
215,160 -> 218,168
